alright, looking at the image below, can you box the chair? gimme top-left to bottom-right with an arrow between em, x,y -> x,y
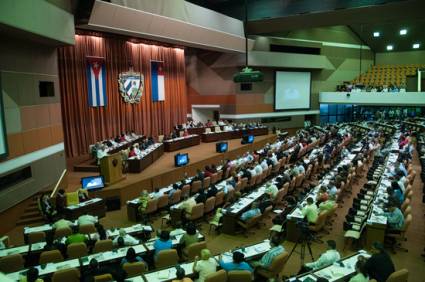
227,270 -> 252,282
205,269 -> 227,282
210,173 -> 218,184
214,191 -> 225,207
93,239 -> 113,253
181,184 -> 191,198
204,197 -> 216,215
123,261 -> 147,278
54,227 -> 73,239
308,211 -> 328,234
39,250 -> 64,264
141,198 -> 158,221
386,268 -> 409,282
204,177 -> 211,188
155,249 -> 179,268
187,203 -> 204,221
67,242 -> 88,259
169,189 -> 182,205
257,252 -> 289,280
182,241 -> 207,260
402,205 -> 412,217
157,194 -> 169,210
28,231 -> 46,244
273,189 -> 286,207
191,181 -> 202,194
52,268 -> 81,282
0,254 -> 25,273
237,214 -> 262,237
79,223 -> 96,234
94,274 -> 113,282
240,177 -> 248,191
158,135 -> 164,142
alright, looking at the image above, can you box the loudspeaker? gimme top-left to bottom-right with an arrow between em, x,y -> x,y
105,196 -> 121,211
213,110 -> 220,121
240,83 -> 252,91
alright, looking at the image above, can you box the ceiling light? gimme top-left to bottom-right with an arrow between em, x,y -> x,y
400,29 -> 407,35
413,43 -> 420,49
373,32 -> 380,37
387,45 -> 393,51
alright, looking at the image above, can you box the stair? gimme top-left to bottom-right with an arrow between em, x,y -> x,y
16,191 -> 52,227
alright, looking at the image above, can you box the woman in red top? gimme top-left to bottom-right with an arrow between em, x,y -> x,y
316,186 -> 329,205
128,146 -> 137,158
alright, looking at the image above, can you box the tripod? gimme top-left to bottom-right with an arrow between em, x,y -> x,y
288,236 -> 315,266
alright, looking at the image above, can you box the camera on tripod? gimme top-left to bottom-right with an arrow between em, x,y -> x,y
295,219 -> 314,242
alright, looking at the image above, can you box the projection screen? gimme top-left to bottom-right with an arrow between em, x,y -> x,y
274,71 -> 311,111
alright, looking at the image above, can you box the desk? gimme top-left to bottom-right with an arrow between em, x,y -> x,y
105,136 -> 144,155
128,144 -> 164,173
63,198 -> 106,220
163,135 -> 201,152
201,127 -> 269,143
292,251 -> 371,282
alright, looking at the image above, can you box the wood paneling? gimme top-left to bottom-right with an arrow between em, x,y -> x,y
6,133 -> 24,159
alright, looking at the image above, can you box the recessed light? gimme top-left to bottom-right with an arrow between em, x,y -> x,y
387,45 -> 393,51
413,43 -> 420,49
400,29 -> 407,35
373,32 -> 380,37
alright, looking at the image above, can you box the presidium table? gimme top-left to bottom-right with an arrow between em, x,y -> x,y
127,143 -> 164,173
201,127 -> 269,143
163,134 -> 201,152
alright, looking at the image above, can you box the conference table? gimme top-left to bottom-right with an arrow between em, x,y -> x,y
102,136 -> 144,155
291,251 -> 371,282
127,143 -> 164,173
63,198 -> 106,220
163,134 -> 201,152
201,127 -> 269,143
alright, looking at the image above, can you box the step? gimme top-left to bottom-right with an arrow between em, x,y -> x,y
19,211 -> 42,220
16,216 -> 45,226
25,206 -> 39,213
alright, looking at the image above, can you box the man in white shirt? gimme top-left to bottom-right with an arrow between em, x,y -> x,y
261,159 -> 269,171
77,213 -> 97,226
265,182 -> 279,200
297,162 -> 306,174
255,162 -> 263,175
96,145 -> 108,165
112,228 -> 139,246
248,166 -> 258,178
303,240 -> 340,272
193,249 -> 218,282
270,153 -> 278,166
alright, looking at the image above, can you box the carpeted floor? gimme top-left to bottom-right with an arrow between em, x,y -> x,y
5,147 -> 425,280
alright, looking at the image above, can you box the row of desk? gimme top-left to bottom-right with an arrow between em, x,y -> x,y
163,135 -> 201,152
127,143 -> 165,173
201,127 -> 269,143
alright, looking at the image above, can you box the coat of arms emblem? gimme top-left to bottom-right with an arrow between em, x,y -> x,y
118,70 -> 144,103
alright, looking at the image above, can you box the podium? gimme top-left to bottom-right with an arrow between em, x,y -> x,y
100,153 -> 125,185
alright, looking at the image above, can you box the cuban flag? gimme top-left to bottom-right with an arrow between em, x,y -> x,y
151,61 -> 165,102
86,57 -> 107,107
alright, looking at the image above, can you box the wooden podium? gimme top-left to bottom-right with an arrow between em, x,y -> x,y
100,153 -> 125,185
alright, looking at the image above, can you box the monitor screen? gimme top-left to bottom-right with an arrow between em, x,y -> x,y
175,153 -> 189,167
242,135 -> 254,144
247,135 -> 254,143
81,176 -> 105,191
216,142 -> 228,153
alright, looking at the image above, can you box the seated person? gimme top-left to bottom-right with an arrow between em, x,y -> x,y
219,251 -> 253,272
65,228 -> 88,245
39,193 -> 57,222
206,184 -> 218,198
251,236 -> 285,268
172,266 -> 193,282
77,213 -> 97,226
265,182 -> 279,200
19,267 -> 44,282
153,230 -> 173,255
316,186 -> 329,205
181,197 -> 197,219
113,228 -> 139,246
53,218 -> 73,230
193,249 -> 218,282
55,189 -> 66,214
195,189 -> 207,204
380,202 -> 404,231
82,258 -> 124,282
78,189 -> 90,202
179,223 -> 199,249
120,247 -> 145,265
349,260 -> 369,282
301,197 -> 318,224
302,240 -> 340,272
240,202 -> 261,222
364,242 -> 395,282
319,195 -> 336,213
204,166 -> 213,178
327,181 -> 338,197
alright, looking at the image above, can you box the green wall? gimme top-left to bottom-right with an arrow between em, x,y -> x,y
376,50 -> 425,65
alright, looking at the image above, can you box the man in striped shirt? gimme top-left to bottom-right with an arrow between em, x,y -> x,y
252,236 -> 285,268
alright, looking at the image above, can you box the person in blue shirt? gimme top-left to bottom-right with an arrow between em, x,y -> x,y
391,182 -> 404,205
240,202 -> 261,222
153,230 -> 173,255
121,247 -> 145,265
219,251 -> 254,272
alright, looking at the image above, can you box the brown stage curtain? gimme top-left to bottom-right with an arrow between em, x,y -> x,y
58,35 -> 187,157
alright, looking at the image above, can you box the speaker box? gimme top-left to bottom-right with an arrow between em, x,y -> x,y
105,196 -> 121,211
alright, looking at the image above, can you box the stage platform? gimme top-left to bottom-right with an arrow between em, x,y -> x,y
67,134 -> 277,206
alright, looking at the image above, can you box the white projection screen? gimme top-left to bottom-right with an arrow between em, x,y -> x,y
274,71 -> 311,111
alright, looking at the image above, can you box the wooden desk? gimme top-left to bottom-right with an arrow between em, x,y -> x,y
128,144 -> 164,173
163,135 -> 201,152
106,136 -> 144,154
63,198 -> 106,220
201,131 -> 232,142
201,127 -> 269,143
